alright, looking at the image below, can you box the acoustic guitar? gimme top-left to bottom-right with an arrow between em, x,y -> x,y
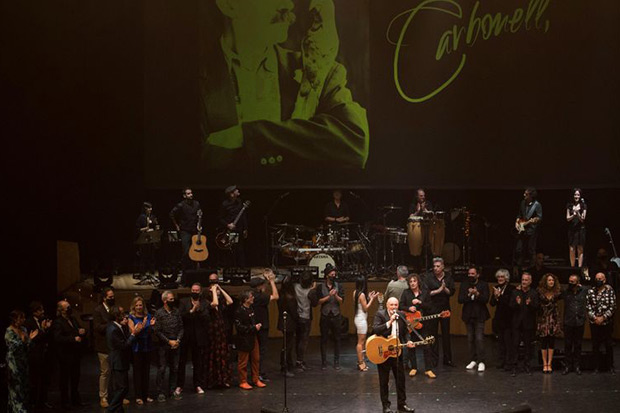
189,210 -> 208,262
405,310 -> 451,331
366,335 -> 435,365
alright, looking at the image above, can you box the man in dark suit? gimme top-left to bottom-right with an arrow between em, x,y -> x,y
106,307 -> 143,413
52,300 -> 87,409
93,287 -> 115,408
372,297 -> 416,413
177,283 -> 210,394
508,272 -> 539,376
24,301 -> 53,409
199,0 -> 369,169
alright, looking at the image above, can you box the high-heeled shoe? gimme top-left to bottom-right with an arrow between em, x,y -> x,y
357,361 -> 369,371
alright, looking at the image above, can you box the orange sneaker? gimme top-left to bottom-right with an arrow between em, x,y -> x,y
253,380 -> 267,388
239,382 -> 253,390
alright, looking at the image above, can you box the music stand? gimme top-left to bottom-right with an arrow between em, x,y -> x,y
135,230 -> 163,286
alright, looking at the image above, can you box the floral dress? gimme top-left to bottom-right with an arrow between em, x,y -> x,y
204,302 -> 232,388
5,327 -> 31,413
537,292 -> 563,338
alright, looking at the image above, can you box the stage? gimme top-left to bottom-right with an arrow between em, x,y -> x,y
37,336 -> 620,412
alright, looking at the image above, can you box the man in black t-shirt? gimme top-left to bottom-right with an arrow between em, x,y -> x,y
170,188 -> 201,271
324,189 -> 350,223
218,185 -> 249,266
249,269 -> 279,381
513,187 -> 542,268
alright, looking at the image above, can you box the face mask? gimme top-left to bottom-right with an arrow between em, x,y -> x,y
167,300 -> 176,308
569,283 -> 578,289
595,280 -> 604,288
468,276 -> 477,282
66,307 -> 73,316
191,292 -> 201,300
106,298 -> 115,306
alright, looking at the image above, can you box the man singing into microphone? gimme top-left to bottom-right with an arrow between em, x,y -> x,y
372,297 -> 416,413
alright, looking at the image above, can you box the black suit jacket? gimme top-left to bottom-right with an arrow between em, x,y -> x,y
458,279 -> 490,323
106,323 -> 136,371
490,284 -> 515,331
51,316 -> 83,360
509,288 -> 540,330
24,316 -> 51,359
178,297 -> 210,347
372,309 -> 409,344
93,304 -> 113,354
200,44 -> 369,169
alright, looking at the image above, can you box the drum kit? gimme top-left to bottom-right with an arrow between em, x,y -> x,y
270,205 -> 480,276
270,222 -> 372,278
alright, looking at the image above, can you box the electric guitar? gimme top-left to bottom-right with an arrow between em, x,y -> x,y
189,210 -> 208,262
366,335 -> 435,365
604,228 -> 620,269
215,201 -> 251,250
515,217 -> 540,234
404,310 -> 451,331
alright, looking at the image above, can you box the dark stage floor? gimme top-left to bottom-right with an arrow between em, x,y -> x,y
41,337 -> 619,413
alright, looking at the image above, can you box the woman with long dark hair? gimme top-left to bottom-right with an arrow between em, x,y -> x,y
353,276 -> 377,371
566,188 -> 587,267
204,273 -> 233,388
537,273 -> 563,373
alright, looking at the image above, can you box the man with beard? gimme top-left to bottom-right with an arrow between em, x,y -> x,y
170,187 -> 202,271
458,266 -> 490,372
513,188 -> 542,268
93,287 -> 117,408
200,0 -> 369,168
218,185 -> 248,266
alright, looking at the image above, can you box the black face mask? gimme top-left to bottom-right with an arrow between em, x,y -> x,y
595,280 -> 605,288
569,282 -> 578,289
66,307 -> 73,316
106,298 -> 115,307
167,300 -> 176,308
468,276 -> 477,282
191,292 -> 201,300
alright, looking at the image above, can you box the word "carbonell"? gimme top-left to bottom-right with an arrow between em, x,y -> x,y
389,0 -> 551,103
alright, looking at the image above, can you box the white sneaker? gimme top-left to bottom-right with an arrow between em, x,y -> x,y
466,361 -> 477,370
477,362 -> 486,372
196,386 -> 205,394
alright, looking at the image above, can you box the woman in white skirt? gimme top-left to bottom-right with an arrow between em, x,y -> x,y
353,276 -> 378,371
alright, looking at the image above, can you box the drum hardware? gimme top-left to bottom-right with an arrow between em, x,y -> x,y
223,267 -> 251,285
309,253 -> 336,279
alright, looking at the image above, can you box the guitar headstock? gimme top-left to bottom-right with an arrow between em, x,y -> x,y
243,201 -> 251,208
604,227 -> 610,236
440,310 -> 451,318
197,209 -> 203,218
423,335 -> 435,345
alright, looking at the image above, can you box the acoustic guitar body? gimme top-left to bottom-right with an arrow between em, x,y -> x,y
189,234 -> 208,262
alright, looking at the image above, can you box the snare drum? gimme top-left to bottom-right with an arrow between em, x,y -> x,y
309,253 -> 336,278
389,231 -> 408,244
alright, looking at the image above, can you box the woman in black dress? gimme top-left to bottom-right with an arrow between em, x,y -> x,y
566,188 -> 587,267
204,276 -> 233,388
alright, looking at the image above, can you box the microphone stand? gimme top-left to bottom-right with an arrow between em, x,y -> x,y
261,311 -> 290,413
264,192 -> 290,266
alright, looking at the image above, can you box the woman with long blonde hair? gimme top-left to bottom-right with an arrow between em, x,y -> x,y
536,273 -> 562,373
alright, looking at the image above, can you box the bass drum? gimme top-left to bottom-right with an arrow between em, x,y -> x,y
441,242 -> 461,265
309,253 -> 336,279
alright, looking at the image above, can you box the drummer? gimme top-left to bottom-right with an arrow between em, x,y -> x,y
324,189 -> 350,224
408,188 -> 434,219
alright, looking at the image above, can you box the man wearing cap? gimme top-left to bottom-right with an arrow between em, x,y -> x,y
316,263 -> 345,370
218,185 -> 248,266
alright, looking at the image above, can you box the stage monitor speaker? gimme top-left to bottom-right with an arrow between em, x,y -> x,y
495,405 -> 531,413
290,266 -> 319,282
182,268 -> 217,287
224,267 -> 251,285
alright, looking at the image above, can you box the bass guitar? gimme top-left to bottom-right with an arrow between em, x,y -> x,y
189,210 -> 208,262
366,335 -> 435,365
215,201 -> 251,250
405,310 -> 451,331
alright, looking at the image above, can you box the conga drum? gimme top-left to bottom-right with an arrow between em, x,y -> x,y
429,216 -> 446,257
407,219 -> 423,256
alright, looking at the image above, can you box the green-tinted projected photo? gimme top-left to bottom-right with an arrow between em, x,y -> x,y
200,0 -> 369,169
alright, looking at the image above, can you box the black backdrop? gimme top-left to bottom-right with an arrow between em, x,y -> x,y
2,2 -> 619,317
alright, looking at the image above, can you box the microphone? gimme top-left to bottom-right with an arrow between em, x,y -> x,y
348,190 -> 360,199
279,192 -> 290,200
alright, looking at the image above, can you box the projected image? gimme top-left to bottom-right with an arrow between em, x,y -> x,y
199,0 -> 369,169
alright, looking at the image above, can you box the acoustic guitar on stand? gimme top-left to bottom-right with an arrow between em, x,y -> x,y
189,210 -> 208,263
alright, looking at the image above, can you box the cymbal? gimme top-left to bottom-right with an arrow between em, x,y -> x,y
378,205 -> 402,210
330,222 -> 360,227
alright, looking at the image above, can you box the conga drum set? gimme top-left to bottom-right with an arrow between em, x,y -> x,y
407,211 -> 446,267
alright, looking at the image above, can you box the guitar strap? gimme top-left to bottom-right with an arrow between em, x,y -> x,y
411,326 -> 425,341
